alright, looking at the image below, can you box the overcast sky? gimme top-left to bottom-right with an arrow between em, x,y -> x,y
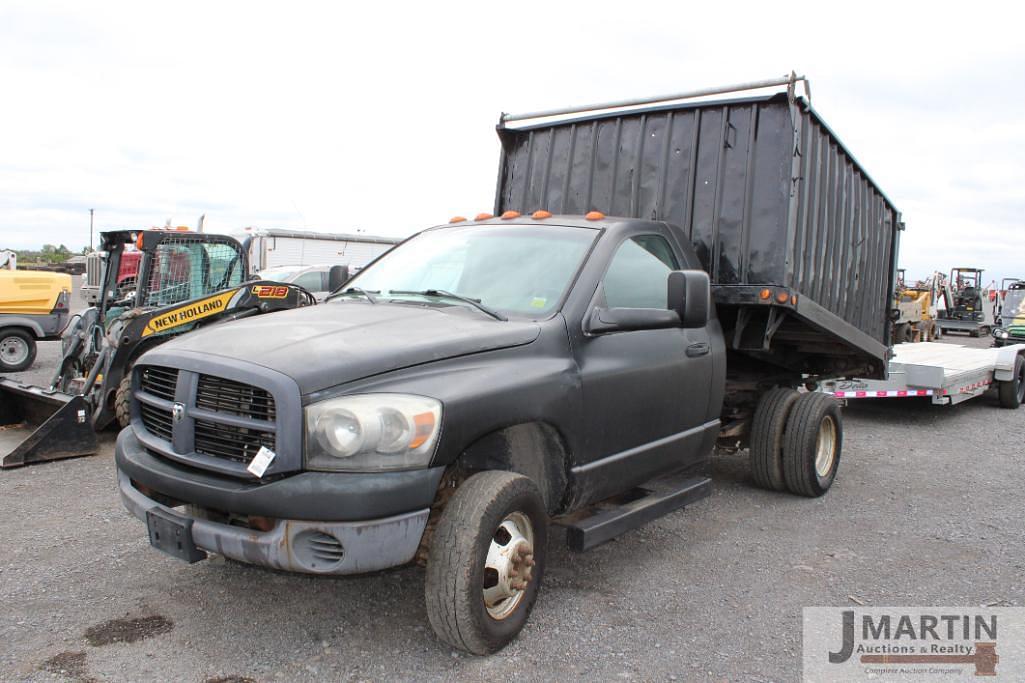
1,1 -> 1023,285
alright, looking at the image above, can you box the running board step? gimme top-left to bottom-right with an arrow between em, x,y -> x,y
557,476 -> 711,552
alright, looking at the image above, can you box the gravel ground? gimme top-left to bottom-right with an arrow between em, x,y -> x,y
2,294 -> 1023,681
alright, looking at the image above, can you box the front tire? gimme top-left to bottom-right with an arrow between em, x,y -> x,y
998,355 -> 1025,409
0,328 -> 36,372
782,393 -> 843,497
425,471 -> 548,655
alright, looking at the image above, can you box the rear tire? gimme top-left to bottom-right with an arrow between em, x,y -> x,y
115,374 -> 133,427
425,471 -> 548,655
998,355 -> 1025,409
749,388 -> 800,491
782,393 -> 843,497
0,328 -> 36,372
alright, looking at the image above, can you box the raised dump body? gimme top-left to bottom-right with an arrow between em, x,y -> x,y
495,83 -> 901,380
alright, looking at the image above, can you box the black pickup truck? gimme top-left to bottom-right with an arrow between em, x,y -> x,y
115,77 -> 902,654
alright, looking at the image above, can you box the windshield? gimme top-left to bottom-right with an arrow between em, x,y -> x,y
1003,289 -> 1025,320
335,224 -> 597,317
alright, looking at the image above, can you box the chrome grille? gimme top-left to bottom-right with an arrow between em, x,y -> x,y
139,366 -> 179,402
193,419 -> 275,463
196,374 -> 276,421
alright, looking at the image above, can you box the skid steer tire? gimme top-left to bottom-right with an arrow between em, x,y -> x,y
998,355 -> 1025,409
782,393 -> 843,498
425,471 -> 548,655
749,387 -> 800,492
115,374 -> 132,428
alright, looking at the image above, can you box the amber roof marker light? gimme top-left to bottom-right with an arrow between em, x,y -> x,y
475,212 -> 494,221
449,216 -> 467,223
585,211 -> 605,221
500,210 -> 521,220
532,210 -> 552,219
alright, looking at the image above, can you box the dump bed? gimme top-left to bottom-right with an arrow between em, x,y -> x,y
495,87 -> 901,379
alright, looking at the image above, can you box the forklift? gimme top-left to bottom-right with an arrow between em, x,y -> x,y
0,228 -> 341,469
936,267 -> 993,337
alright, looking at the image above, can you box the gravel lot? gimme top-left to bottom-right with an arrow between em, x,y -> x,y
2,291 -> 1023,682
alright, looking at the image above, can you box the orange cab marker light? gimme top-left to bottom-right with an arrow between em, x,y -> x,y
759,288 -> 772,300
776,291 -> 790,304
500,210 -> 521,220
449,216 -> 467,223
409,413 -> 436,449
532,210 -> 552,219
134,232 -> 144,249
791,294 -> 798,305
585,211 -> 605,221
475,213 -> 494,221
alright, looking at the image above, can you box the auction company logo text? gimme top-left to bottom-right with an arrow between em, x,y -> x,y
803,607 -> 1025,681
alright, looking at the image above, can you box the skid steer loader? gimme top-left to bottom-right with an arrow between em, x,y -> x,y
1,228 -> 331,469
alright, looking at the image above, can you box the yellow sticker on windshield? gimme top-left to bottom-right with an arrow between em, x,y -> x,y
530,297 -> 547,308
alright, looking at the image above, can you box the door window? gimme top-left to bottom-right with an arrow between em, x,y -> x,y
293,270 -> 326,292
603,235 -> 679,309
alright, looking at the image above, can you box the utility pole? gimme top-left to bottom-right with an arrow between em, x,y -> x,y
89,209 -> 94,252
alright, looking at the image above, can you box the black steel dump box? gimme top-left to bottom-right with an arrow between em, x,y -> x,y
495,80 -> 900,380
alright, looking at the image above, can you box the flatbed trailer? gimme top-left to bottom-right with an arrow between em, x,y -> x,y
821,342 -> 1025,407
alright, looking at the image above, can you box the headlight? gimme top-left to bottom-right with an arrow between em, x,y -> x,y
993,328 -> 1010,339
305,394 -> 441,471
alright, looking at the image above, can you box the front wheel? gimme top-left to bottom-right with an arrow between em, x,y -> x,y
115,374 -> 133,427
782,393 -> 843,497
0,328 -> 36,372
425,471 -> 548,655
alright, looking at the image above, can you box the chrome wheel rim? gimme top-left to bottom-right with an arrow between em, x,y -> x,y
482,511 -> 535,620
0,336 -> 29,367
814,415 -> 837,478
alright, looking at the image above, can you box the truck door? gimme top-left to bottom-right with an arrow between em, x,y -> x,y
572,233 -> 715,499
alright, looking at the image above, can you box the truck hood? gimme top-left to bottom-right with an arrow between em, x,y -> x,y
157,301 -> 541,393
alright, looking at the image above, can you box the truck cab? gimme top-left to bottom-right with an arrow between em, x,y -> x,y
116,214 -> 724,652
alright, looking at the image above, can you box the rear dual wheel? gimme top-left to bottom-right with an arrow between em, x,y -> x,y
750,389 -> 842,497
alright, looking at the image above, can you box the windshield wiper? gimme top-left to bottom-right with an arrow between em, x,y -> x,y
389,289 -> 507,321
328,287 -> 379,304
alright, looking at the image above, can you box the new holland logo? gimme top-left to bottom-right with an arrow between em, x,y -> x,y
141,290 -> 238,337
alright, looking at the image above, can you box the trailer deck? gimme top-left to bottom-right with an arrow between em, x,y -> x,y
822,342 -> 1025,405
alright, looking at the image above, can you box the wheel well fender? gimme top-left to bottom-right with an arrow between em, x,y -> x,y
454,422 -> 570,514
0,320 -> 44,338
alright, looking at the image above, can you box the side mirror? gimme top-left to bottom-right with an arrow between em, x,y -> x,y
586,307 -> 681,334
668,270 -> 710,328
328,265 -> 350,292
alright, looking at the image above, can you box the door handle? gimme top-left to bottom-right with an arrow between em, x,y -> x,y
686,342 -> 710,357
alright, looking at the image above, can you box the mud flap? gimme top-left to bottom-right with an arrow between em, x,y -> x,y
0,379 -> 98,469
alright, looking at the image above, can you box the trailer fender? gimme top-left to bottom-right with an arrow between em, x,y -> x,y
0,316 -> 46,339
992,345 -> 1025,382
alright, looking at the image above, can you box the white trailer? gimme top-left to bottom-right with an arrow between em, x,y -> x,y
821,342 -> 1025,408
240,228 -> 400,272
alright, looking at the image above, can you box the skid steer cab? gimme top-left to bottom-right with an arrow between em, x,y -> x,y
0,228 -> 321,469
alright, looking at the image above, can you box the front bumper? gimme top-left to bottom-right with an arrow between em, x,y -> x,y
116,428 -> 437,575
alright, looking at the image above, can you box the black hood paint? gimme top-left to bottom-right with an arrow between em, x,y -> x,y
160,301 -> 541,394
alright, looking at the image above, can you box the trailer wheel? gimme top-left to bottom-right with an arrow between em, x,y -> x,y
0,328 -> 36,372
425,471 -> 548,655
782,393 -> 843,497
998,355 -> 1025,409
749,387 -> 800,491
115,375 -> 133,427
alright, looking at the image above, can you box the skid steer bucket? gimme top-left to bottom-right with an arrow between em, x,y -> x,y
0,379 -> 98,469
